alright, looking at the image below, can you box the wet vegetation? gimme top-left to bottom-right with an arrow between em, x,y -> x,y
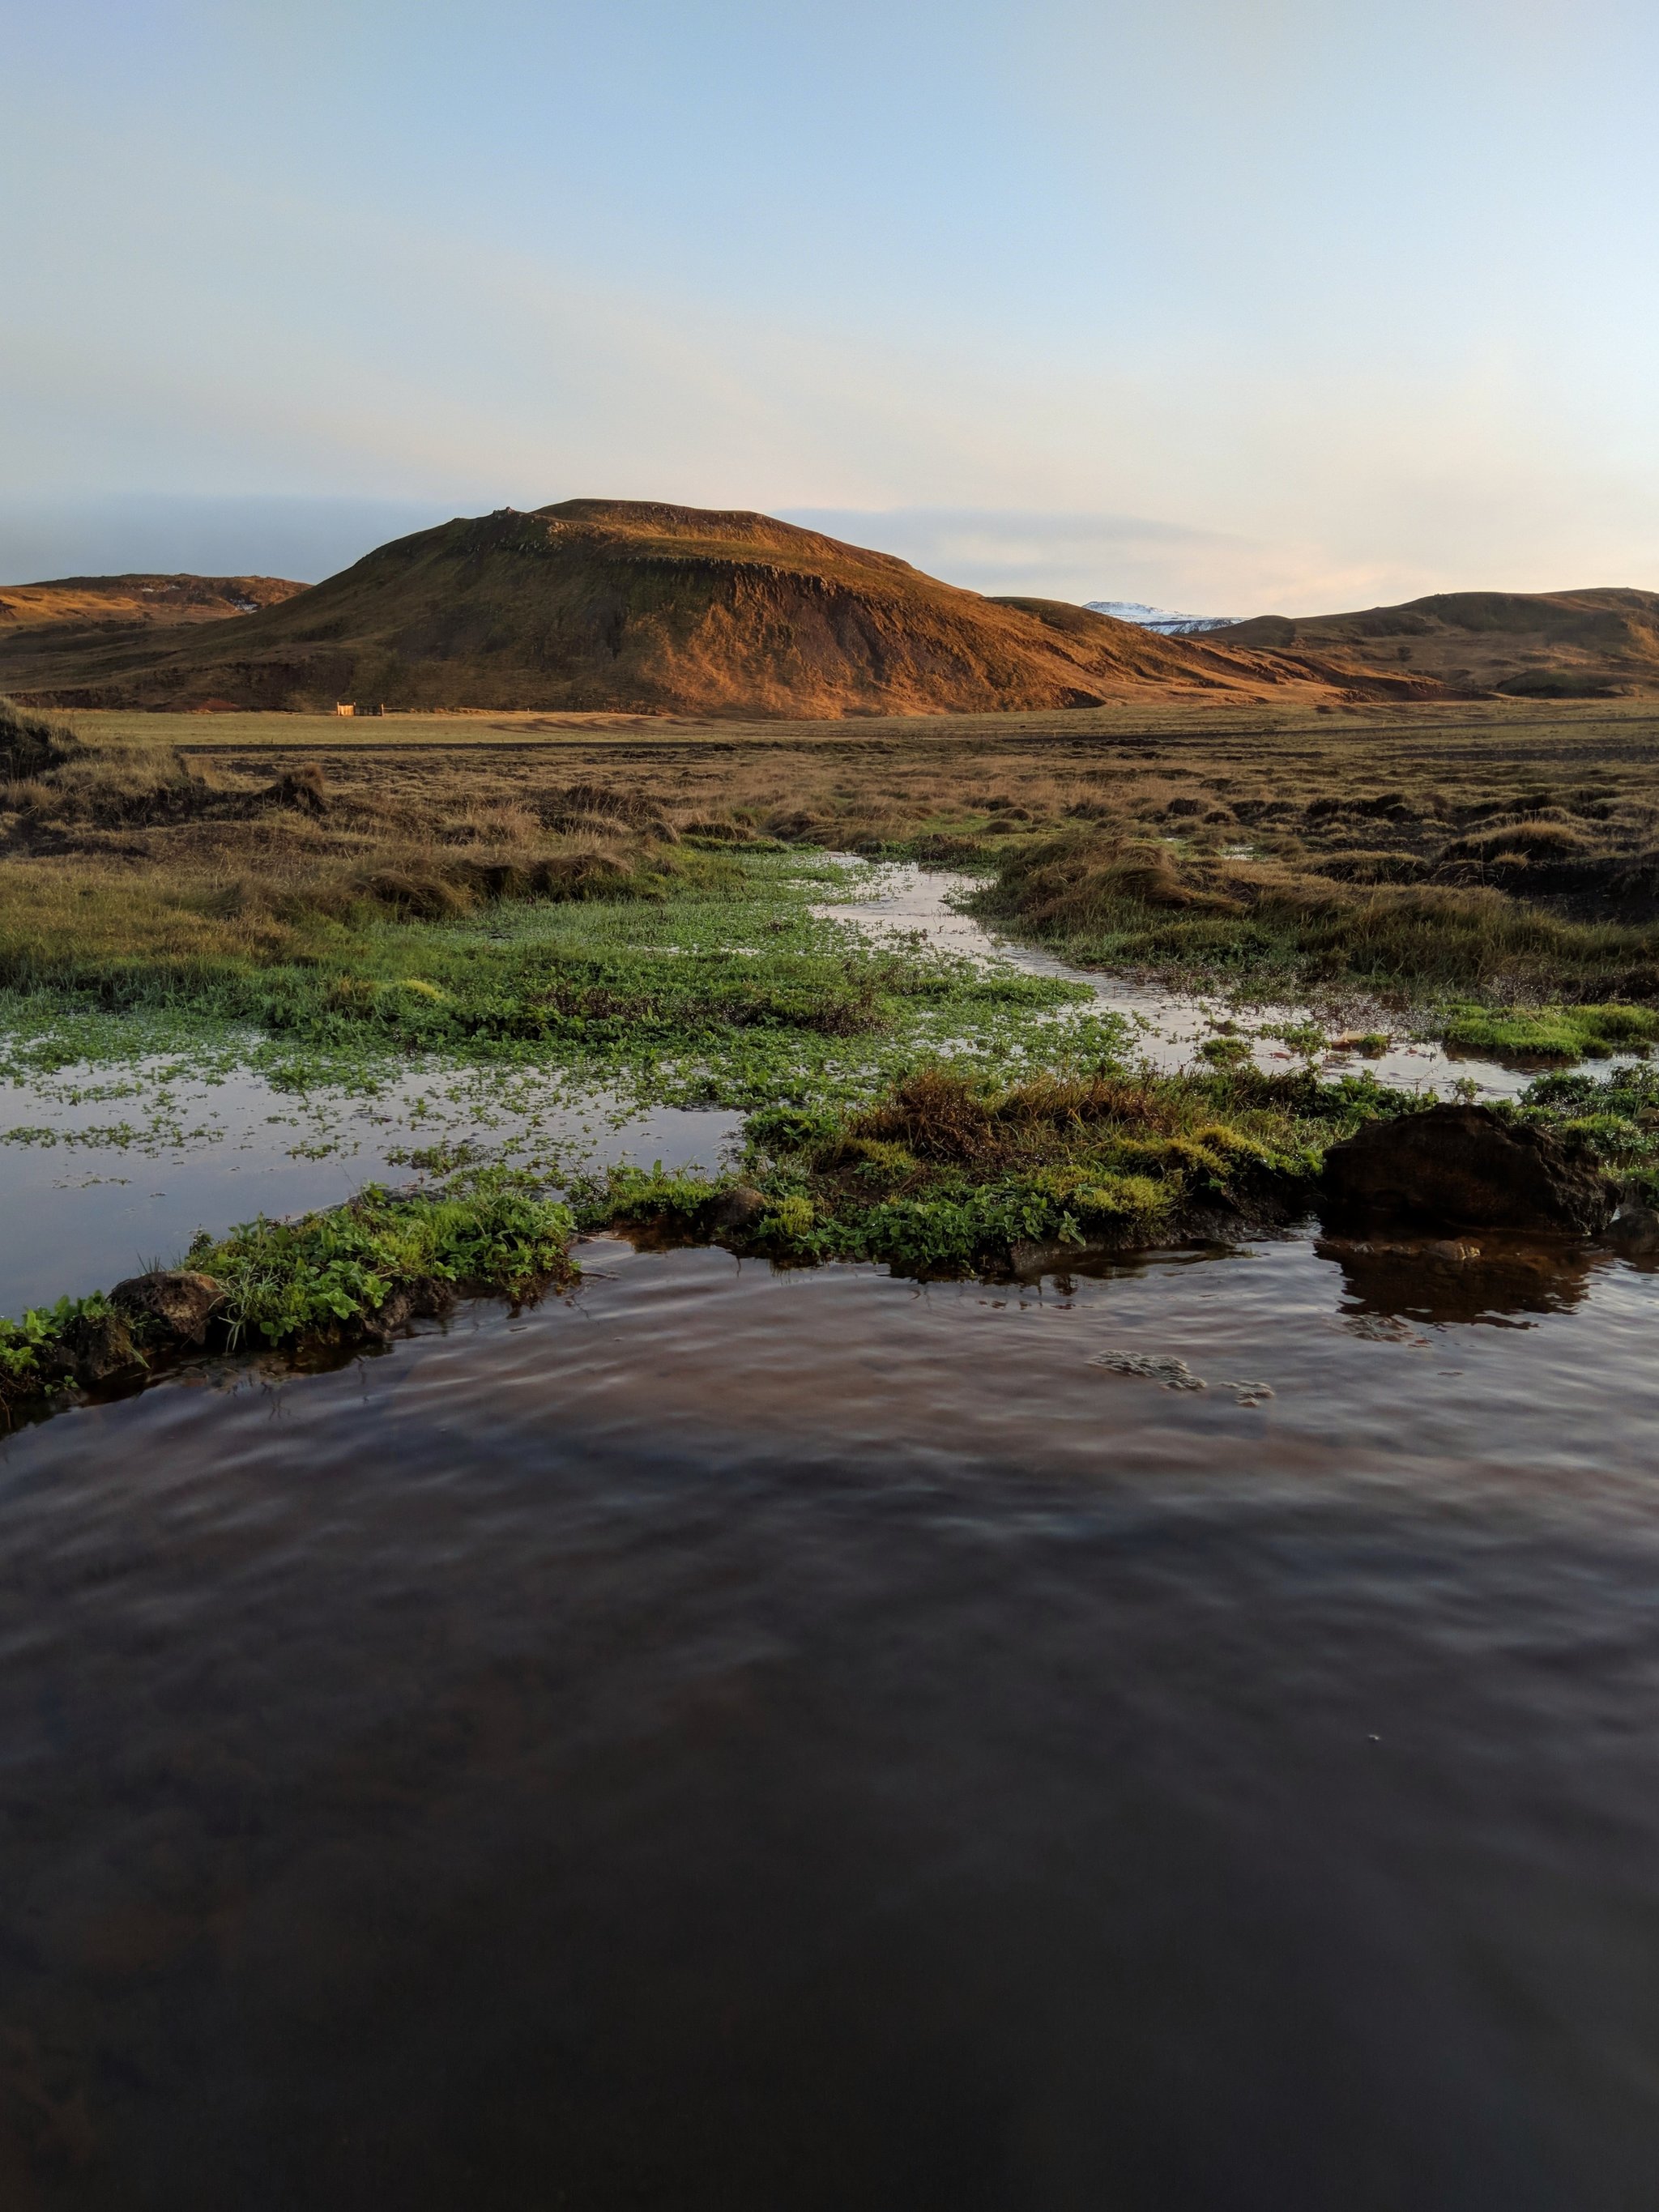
591,1054 -> 1659,1276
11,701 -> 1659,1032
0,1174 -> 576,1420
592,1061 -> 1401,1275
9,701 -> 1659,1395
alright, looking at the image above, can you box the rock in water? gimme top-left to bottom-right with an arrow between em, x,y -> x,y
1606,1204 -> 1659,1255
1321,1104 -> 1616,1236
704,1186 -> 768,1234
109,1269 -> 224,1346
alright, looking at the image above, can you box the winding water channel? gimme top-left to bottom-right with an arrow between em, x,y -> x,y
3,867 -> 1658,2206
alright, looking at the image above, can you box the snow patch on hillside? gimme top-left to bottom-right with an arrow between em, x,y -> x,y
1088,599 -> 1235,636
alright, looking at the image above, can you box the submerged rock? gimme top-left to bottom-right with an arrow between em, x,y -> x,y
1321,1104 -> 1616,1236
110,1269 -> 225,1347
1090,1351 -> 1207,1391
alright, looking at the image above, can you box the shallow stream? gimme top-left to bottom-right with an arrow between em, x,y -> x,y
4,1234 -> 1659,2206
816,857 -> 1636,1097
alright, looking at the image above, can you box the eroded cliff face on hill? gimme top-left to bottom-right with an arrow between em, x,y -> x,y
16,500 -> 1358,717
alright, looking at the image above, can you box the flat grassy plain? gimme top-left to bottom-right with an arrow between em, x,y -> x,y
38,693 -> 1659,1018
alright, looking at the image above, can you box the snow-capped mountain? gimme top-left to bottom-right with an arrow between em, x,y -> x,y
1086,599 -> 1236,636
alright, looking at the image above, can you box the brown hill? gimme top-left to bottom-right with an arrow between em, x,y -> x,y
0,573 -> 308,699
17,501 -> 1363,717
1218,588 -> 1659,698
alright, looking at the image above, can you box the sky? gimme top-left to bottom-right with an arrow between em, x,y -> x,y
5,0 -> 1659,612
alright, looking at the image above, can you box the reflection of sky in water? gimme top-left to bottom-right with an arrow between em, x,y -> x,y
0,1056 -> 736,1311
815,859 -> 1647,1100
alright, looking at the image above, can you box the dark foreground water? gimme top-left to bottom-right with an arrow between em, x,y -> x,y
4,1234 -> 1659,2209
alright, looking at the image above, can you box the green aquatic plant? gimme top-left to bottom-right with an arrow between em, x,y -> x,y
201,1177 -> 577,1347
0,855 -> 1133,1145
0,1294 -> 118,1404
0,1177 -> 577,1418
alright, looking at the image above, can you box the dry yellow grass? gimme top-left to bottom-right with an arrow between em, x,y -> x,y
6,693 -> 1659,999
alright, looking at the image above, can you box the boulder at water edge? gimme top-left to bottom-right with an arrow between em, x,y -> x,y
1320,1103 -> 1617,1236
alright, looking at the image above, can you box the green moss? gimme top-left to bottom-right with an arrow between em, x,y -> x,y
1443,1003 -> 1659,1061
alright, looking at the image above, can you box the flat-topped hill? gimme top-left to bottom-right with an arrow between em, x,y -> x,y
16,501 -> 1354,716
1218,588 -> 1659,698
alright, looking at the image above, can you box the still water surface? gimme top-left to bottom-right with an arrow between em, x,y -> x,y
816,859 -> 1640,1097
4,1233 -> 1659,2206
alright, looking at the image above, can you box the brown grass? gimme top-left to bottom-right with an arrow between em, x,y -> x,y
9,693 -> 1659,999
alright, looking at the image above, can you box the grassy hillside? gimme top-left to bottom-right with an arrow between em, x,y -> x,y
1220,587 -> 1659,698
16,500 -> 1382,718
0,573 -> 308,697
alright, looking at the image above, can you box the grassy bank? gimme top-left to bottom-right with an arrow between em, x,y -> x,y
585,1055 -> 1659,1276
8,1054 -> 1658,1418
975,825 -> 1659,1014
590,1061 -> 1401,1274
0,1174 -> 575,1420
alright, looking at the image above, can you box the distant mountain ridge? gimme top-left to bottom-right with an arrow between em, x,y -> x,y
1085,599 -> 1237,636
1217,587 -> 1659,698
0,573 -> 307,698
16,501 -> 1347,717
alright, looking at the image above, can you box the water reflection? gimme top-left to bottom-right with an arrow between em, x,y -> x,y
4,1240 -> 1659,2206
0,1056 -> 737,1311
817,859 -> 1651,1101
1316,1231 -> 1605,1327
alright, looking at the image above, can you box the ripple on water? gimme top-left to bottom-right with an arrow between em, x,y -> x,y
2,1238 -> 1659,2206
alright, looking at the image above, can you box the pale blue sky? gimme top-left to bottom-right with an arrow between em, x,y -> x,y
5,0 -> 1659,610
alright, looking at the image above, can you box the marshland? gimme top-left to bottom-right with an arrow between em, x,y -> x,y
10,691 -> 1659,2208
7,690 -> 1659,1389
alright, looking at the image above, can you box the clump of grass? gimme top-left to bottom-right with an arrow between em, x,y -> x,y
1520,1064 -> 1659,1199
0,1294 -> 118,1412
0,1174 -> 577,1419
1443,1003 -> 1659,1061
593,1061 -> 1406,1276
201,1175 -> 575,1345
0,695 -> 81,781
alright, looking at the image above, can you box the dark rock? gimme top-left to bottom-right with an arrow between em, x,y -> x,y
1320,1104 -> 1616,1236
704,1186 -> 767,1233
363,1279 -> 458,1340
1606,1204 -> 1659,1255
109,1268 -> 224,1346
60,1308 -> 143,1384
